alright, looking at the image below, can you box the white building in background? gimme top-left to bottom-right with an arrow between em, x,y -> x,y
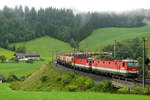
14,53 -> 40,61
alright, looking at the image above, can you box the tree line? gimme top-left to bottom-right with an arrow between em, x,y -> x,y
0,6 -> 147,49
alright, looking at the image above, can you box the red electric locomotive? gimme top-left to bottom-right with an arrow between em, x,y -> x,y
57,54 -> 139,77
71,58 -> 139,77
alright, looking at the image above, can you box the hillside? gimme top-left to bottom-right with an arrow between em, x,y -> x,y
11,63 -> 95,92
10,36 -> 72,60
0,48 -> 14,59
79,26 -> 150,51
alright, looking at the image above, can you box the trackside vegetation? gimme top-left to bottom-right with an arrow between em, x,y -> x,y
10,62 -> 114,92
0,84 -> 150,100
9,62 -> 150,95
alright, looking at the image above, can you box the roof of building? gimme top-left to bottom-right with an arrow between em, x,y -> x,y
14,53 -> 40,57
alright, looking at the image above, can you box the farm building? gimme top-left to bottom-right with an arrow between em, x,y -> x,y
14,53 -> 40,61
0,75 -> 4,83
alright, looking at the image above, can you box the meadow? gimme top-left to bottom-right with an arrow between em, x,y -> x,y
0,83 -> 149,100
80,25 -> 150,51
0,61 -> 45,78
0,48 -> 14,59
10,36 -> 73,60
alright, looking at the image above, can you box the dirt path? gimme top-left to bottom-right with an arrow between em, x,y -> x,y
25,65 -> 48,81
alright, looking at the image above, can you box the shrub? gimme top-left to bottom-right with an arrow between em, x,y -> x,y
56,77 -> 62,81
66,84 -> 78,92
117,88 -> 129,94
61,73 -> 77,86
96,80 -> 113,92
84,78 -> 95,89
75,76 -> 86,89
130,85 -> 143,94
117,86 -> 150,94
20,76 -> 26,81
0,55 -> 6,63
40,75 -> 48,82
26,59 -> 33,64
62,75 -> 72,86
68,72 -> 77,78
74,76 -> 94,91
10,81 -> 22,90
7,75 -> 19,82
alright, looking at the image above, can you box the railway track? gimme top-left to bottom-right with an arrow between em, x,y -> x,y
53,61 -> 150,88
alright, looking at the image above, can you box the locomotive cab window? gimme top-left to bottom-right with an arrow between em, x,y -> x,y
122,62 -> 125,67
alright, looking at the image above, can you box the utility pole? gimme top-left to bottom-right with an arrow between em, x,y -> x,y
52,49 -> 53,62
114,40 -> 116,58
86,44 -> 88,58
55,48 -> 57,66
74,47 -> 76,73
142,37 -> 146,90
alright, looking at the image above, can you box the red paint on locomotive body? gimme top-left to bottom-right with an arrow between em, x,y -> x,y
59,55 -> 139,77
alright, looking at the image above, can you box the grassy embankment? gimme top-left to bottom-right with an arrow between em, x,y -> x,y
10,36 -> 72,60
80,26 -> 150,52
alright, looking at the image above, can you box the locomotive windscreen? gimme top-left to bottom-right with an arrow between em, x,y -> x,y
127,62 -> 138,67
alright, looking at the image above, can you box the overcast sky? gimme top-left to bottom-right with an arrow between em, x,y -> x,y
0,0 -> 150,12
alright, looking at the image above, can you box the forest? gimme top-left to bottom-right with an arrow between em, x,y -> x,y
0,6 -> 148,49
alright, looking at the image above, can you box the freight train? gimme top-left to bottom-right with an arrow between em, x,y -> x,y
56,53 -> 139,77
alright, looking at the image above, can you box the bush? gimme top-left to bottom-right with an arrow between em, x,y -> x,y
62,75 -> 72,86
0,55 -> 6,63
68,72 -> 77,78
26,59 -> 33,64
10,81 -> 22,90
20,76 -> 26,81
95,80 -> 113,92
84,78 -> 95,90
56,77 -> 62,81
74,76 -> 94,90
66,84 -> 78,92
7,75 -> 19,82
130,85 -> 143,94
117,88 -> 129,94
117,86 -> 150,94
40,75 -> 48,82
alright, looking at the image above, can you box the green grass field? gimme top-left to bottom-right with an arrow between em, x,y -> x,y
0,48 -> 14,59
0,61 -> 45,78
0,83 -> 149,100
10,36 -> 72,60
80,25 -> 150,51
